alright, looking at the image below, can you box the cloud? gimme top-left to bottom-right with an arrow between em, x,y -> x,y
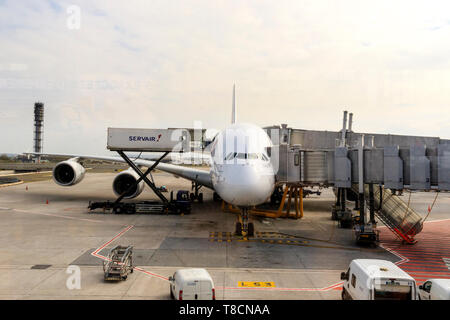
0,0 -> 450,155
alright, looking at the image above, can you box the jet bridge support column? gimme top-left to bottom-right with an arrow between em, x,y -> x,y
369,184 -> 376,224
354,135 -> 378,246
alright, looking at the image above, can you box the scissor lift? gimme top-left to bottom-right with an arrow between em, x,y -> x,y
103,245 -> 134,281
89,128 -> 192,215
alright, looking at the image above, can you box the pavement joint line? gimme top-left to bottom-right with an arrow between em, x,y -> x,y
0,181 -> 24,188
8,208 -> 105,224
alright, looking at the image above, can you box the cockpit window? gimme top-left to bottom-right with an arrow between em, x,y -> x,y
224,153 -> 268,161
225,152 -> 237,160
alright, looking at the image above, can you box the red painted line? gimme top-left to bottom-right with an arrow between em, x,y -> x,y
91,225 -> 134,257
399,270 -> 450,276
409,275 -> 450,280
400,269 -> 449,275
395,250 -> 450,255
134,267 -> 168,281
400,265 -> 449,271
399,266 -> 449,272
90,225 -> 170,282
399,260 -> 449,266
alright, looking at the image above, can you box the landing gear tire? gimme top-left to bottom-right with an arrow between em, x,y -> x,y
331,210 -> 337,221
190,193 -> 195,201
213,192 -> 220,202
198,193 -> 203,203
235,222 -> 242,236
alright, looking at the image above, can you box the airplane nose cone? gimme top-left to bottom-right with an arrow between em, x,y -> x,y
214,164 -> 275,206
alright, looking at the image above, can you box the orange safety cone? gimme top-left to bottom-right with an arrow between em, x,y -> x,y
46,199 -> 49,205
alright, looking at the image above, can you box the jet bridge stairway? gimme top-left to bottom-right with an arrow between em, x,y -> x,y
354,185 -> 423,244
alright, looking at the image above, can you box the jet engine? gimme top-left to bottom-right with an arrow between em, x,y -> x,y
112,168 -> 145,199
53,159 -> 86,186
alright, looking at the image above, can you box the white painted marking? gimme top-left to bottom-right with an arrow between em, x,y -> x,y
443,258 -> 450,271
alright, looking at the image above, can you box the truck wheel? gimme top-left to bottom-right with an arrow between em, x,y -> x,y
198,193 -> 203,203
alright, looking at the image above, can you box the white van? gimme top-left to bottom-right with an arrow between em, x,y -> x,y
169,268 -> 215,300
418,279 -> 450,300
341,259 -> 418,300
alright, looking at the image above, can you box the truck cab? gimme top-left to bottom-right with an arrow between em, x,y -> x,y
418,279 -> 450,300
341,259 -> 418,300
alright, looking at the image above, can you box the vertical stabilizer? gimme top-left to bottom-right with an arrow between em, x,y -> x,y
231,84 -> 236,124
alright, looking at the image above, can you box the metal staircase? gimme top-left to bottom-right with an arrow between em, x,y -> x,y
351,185 -> 423,244
369,186 -> 422,244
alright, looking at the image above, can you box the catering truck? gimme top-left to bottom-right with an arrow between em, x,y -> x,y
341,259 -> 418,300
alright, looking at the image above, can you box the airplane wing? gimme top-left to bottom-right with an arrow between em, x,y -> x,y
27,152 -> 213,189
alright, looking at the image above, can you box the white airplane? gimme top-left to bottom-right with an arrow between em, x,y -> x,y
29,85 -> 276,236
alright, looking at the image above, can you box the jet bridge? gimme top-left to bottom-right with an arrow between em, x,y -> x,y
272,140 -> 450,191
267,112 -> 450,244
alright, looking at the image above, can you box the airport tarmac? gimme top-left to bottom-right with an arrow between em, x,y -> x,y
0,171 -> 449,300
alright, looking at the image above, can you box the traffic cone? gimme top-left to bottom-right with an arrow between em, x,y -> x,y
46,199 -> 49,205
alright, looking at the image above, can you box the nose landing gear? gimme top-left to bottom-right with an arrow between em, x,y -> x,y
235,207 -> 254,239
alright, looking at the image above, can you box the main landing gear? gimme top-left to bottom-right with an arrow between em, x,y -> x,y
190,182 -> 204,203
235,207 -> 254,239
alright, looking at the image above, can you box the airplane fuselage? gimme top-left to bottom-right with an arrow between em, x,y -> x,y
209,123 -> 275,207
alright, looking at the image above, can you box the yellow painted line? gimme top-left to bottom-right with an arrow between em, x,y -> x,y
238,281 -> 276,288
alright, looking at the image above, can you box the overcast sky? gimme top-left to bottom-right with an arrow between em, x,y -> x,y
0,0 -> 450,155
